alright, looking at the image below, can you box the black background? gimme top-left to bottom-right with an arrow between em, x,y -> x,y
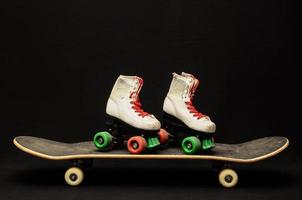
1,0 -> 301,200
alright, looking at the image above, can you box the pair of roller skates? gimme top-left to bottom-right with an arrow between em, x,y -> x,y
93,72 -> 216,154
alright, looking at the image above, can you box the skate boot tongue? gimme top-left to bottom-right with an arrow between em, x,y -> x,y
129,78 -> 150,118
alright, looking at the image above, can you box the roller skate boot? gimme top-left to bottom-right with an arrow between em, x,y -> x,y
93,75 -> 167,154
162,72 -> 216,154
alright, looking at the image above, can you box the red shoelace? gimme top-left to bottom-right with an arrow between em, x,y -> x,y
185,101 -> 205,119
129,78 -> 150,118
130,97 -> 150,117
185,79 -> 206,119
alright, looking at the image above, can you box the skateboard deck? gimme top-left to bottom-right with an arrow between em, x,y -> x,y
14,136 -> 288,163
13,136 -> 289,188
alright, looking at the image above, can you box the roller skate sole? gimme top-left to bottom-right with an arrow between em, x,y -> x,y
94,115 -> 160,152
162,112 -> 216,150
14,136 -> 288,187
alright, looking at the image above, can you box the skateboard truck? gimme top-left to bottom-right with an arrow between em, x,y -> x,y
71,159 -> 93,168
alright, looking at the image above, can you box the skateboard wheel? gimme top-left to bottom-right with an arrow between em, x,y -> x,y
64,167 -> 84,186
218,168 -> 238,188
157,129 -> 169,144
127,136 -> 147,154
181,136 -> 201,154
93,131 -> 112,149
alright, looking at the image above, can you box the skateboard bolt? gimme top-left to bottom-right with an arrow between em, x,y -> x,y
69,173 -> 78,181
224,175 -> 233,183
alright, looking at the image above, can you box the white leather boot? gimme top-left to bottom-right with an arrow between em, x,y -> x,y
163,72 -> 216,133
106,75 -> 161,131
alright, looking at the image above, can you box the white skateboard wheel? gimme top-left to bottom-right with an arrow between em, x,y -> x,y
218,168 -> 238,188
64,167 -> 84,186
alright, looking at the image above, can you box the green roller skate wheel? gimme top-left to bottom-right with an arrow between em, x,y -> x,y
93,131 -> 112,149
181,136 -> 201,154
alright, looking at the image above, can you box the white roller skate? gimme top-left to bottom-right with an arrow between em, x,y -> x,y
93,75 -> 167,154
162,72 -> 216,154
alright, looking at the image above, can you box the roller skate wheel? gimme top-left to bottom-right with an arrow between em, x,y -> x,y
93,131 -> 112,149
181,136 -> 201,154
218,168 -> 238,188
127,136 -> 147,154
64,167 -> 84,186
157,129 -> 169,144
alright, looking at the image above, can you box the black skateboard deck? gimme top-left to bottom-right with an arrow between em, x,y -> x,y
14,136 -> 288,162
13,136 -> 289,187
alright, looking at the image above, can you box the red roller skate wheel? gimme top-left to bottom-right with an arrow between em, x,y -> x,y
127,136 -> 147,154
158,129 -> 169,144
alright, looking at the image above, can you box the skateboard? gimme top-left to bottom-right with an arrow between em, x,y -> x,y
13,136 -> 289,188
